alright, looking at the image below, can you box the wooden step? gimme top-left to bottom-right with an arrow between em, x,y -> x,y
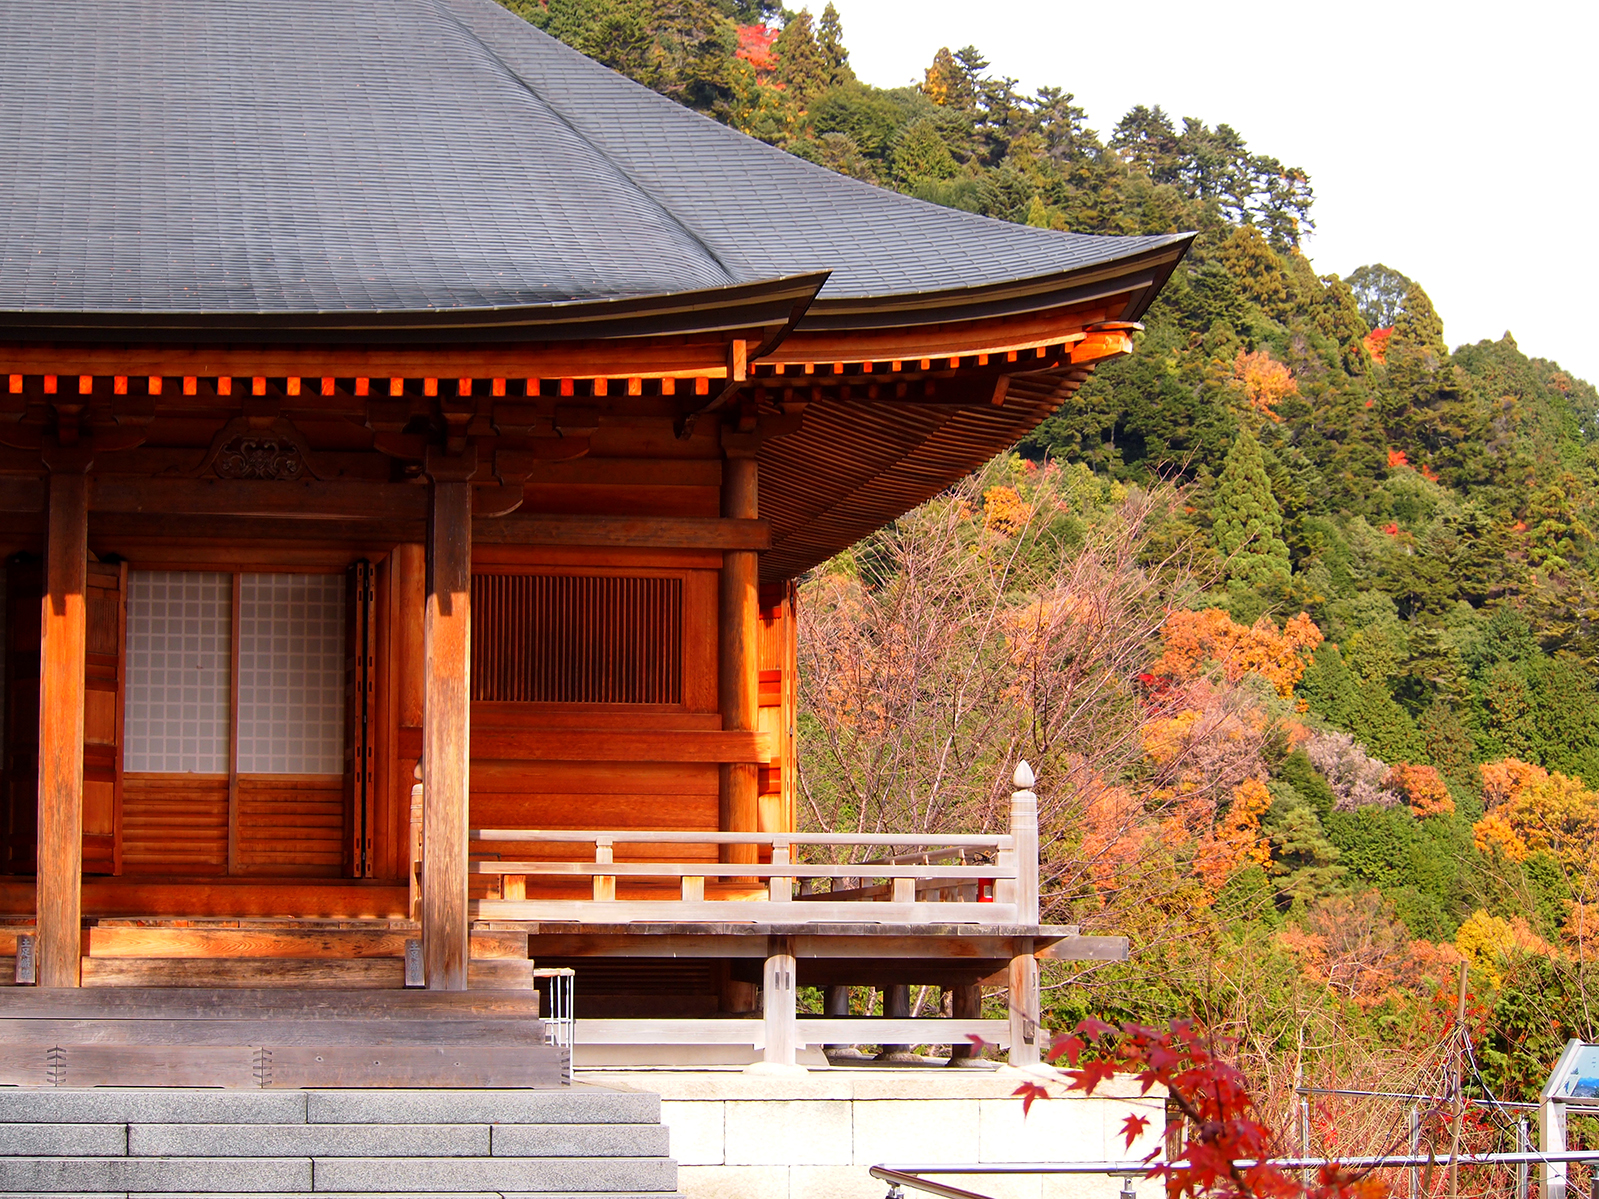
0,987 -> 564,1088
79,955 -> 538,989
0,1041 -> 565,1088
84,926 -> 529,959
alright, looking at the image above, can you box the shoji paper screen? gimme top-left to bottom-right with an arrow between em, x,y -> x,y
236,573 -> 345,774
124,571 -> 231,773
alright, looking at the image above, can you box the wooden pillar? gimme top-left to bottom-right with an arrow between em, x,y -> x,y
1007,940 -> 1040,1066
37,471 -> 88,988
392,542 -> 426,914
947,983 -> 982,1065
877,983 -> 914,1060
762,934 -> 797,1066
422,464 -> 472,990
719,452 -> 759,865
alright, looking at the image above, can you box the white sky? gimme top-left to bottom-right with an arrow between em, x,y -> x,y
824,0 -> 1599,385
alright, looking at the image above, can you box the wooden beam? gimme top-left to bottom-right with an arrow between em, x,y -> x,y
0,340 -> 737,382
719,455 -> 760,866
87,477 -> 430,521
422,462 -> 472,991
37,471 -> 88,987
88,513 -> 427,546
766,296 -> 1132,365
470,729 -> 770,764
473,514 -> 770,550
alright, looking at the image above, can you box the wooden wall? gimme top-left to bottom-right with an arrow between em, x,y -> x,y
466,546 -> 725,898
0,401 -> 808,905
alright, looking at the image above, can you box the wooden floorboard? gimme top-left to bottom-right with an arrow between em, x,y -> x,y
0,987 -> 544,1019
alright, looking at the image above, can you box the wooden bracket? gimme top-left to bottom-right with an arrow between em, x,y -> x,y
673,339 -> 749,440
472,482 -> 526,518
720,409 -> 807,458
423,442 -> 479,482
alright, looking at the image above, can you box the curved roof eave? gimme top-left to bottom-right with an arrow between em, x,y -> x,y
794,235 -> 1195,332
0,274 -> 833,348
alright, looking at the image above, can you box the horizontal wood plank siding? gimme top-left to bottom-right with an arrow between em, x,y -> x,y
235,776 -> 344,877
123,775 -> 227,876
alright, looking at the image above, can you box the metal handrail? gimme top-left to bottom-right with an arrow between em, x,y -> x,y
532,966 -> 575,1083
871,1151 -> 1599,1199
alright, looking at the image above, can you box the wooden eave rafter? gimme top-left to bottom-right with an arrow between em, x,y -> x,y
0,261 -> 1168,573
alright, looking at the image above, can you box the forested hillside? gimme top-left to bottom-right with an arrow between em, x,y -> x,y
504,0 -> 1599,1138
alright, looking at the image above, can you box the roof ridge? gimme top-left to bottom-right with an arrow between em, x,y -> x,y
430,0 -> 741,287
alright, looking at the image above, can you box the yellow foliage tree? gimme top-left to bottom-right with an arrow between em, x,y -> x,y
982,484 -> 1031,536
1472,764 -> 1599,878
1454,907 -> 1550,985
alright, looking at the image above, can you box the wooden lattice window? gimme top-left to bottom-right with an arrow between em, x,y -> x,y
471,573 -> 683,705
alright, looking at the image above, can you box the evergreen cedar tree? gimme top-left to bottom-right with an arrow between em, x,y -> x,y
506,0 -> 1599,1125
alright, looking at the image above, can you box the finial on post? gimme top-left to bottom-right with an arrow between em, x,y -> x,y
1012,760 -> 1035,790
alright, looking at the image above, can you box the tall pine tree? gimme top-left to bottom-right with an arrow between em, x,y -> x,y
1213,426 -> 1292,591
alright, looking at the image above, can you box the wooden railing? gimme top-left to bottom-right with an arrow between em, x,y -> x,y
465,775 -> 1040,926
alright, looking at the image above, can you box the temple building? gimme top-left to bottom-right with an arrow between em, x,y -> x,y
0,0 -> 1189,1082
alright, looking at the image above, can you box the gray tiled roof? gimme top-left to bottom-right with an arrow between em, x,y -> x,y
0,0 -> 1187,323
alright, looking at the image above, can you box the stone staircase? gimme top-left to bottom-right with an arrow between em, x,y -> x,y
0,1085 -> 680,1196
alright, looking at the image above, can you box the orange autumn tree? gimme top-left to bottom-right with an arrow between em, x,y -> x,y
1232,349 -> 1299,423
1194,777 -> 1273,892
1133,608 -> 1323,903
1150,608 -> 1323,700
1383,762 -> 1454,818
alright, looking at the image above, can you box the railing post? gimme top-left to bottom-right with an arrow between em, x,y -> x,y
1542,1095 -> 1567,1199
1011,760 -> 1039,924
408,763 -> 423,923
1006,760 -> 1041,1066
594,838 -> 616,902
769,842 -> 791,901
1409,1103 -> 1421,1199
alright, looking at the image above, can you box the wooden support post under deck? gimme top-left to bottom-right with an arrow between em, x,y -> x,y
762,934 -> 797,1067
422,465 -> 472,990
878,984 -> 912,1060
1007,939 -> 1040,1067
37,470 -> 88,987
719,452 -> 759,866
946,983 -> 981,1065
